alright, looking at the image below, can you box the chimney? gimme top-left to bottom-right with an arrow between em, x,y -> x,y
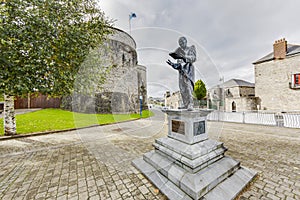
273,38 -> 287,59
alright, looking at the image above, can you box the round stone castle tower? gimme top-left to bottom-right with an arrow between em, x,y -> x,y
98,27 -> 147,113
62,27 -> 147,114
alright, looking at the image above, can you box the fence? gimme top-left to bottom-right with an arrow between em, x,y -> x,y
207,111 -> 300,129
282,113 -> 300,128
15,94 -> 61,109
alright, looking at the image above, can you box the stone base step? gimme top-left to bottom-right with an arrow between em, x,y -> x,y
202,167 -> 257,200
132,157 -> 256,200
154,142 -> 226,173
132,157 -> 193,200
155,137 -> 224,160
142,150 -> 241,199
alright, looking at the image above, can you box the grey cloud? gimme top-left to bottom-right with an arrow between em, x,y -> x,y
100,0 -> 300,97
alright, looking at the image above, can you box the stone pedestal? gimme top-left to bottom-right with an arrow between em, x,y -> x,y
132,109 -> 256,200
166,109 -> 211,144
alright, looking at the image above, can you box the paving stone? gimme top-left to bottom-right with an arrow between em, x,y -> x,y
293,189 -> 300,196
267,193 -> 281,200
109,190 -> 121,199
56,195 -> 67,200
35,192 -> 47,199
275,192 -> 285,199
264,186 -> 276,194
138,185 -> 150,195
119,188 -> 129,195
286,197 -> 296,200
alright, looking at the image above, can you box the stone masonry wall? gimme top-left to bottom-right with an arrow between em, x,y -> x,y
62,27 -> 146,114
108,28 -> 136,50
225,97 -> 257,112
96,28 -> 142,113
255,55 -> 300,111
165,92 -> 182,109
239,87 -> 255,97
224,86 -> 256,112
209,85 -> 256,111
225,87 -> 239,98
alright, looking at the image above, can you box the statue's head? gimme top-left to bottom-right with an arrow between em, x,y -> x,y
178,37 -> 187,49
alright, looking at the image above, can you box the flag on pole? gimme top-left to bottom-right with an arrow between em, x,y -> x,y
129,12 -> 137,20
129,12 -> 137,35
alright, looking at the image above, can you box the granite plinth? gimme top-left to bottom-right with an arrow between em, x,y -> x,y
154,137 -> 224,160
153,138 -> 227,173
164,109 -> 213,145
132,109 -> 257,199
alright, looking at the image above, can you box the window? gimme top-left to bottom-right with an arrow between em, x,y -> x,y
226,89 -> 230,95
225,89 -> 232,97
291,73 -> 300,89
295,74 -> 300,86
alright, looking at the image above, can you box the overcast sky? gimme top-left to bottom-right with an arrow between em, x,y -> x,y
99,0 -> 300,98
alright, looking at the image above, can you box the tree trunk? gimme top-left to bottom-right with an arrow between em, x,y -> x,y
27,93 -> 31,109
4,94 -> 16,136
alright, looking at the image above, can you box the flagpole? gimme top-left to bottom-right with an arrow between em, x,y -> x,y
129,13 -> 136,35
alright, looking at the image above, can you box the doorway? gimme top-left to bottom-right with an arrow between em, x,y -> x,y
232,101 -> 236,112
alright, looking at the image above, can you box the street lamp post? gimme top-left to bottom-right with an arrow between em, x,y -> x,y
139,95 -> 143,117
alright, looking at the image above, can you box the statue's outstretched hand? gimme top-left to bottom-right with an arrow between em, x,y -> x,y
166,59 -> 181,70
166,59 -> 174,66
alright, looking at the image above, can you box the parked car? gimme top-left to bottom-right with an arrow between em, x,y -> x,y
162,106 -> 170,111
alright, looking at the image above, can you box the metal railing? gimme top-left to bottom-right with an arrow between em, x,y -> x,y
207,111 -> 300,129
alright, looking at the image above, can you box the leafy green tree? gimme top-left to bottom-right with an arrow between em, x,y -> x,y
0,0 -> 112,135
194,79 -> 207,100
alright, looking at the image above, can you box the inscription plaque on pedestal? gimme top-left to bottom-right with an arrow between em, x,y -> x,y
172,120 -> 185,135
194,121 -> 205,136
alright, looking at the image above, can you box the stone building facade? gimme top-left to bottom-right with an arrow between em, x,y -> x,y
253,38 -> 300,112
224,86 -> 257,112
164,91 -> 183,109
63,27 -> 147,114
207,79 -> 257,112
164,91 -> 206,109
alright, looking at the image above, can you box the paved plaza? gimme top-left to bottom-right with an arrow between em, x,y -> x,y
0,109 -> 299,200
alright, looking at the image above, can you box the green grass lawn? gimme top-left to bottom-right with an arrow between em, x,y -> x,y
0,109 -> 154,135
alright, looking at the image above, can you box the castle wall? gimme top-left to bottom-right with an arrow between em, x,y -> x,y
62,27 -> 147,114
98,28 -> 141,113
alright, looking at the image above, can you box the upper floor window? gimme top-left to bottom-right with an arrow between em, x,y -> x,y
290,73 -> 300,89
225,89 -> 232,97
295,74 -> 300,86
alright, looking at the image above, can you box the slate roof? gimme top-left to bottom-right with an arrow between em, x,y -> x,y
223,79 -> 255,88
253,44 -> 300,64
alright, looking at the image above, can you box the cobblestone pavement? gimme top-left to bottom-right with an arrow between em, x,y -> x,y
209,122 -> 300,200
0,109 -> 299,200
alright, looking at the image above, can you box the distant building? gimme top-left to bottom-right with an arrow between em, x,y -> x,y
165,91 -> 183,109
164,91 -> 207,109
207,79 -> 257,112
148,97 -> 164,106
253,38 -> 300,111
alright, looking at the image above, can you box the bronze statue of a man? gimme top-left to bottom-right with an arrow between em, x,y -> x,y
167,37 -> 196,111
